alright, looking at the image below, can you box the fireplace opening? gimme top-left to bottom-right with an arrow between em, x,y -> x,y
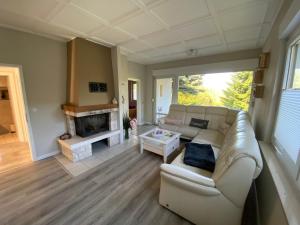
74,113 -> 109,137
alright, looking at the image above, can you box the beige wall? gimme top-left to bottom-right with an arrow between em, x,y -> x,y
251,1 -> 293,225
251,0 -> 293,141
256,156 -> 288,225
67,38 -> 115,106
144,49 -> 261,122
0,27 -> 67,158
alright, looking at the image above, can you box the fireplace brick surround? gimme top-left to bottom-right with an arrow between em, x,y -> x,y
58,104 -> 120,162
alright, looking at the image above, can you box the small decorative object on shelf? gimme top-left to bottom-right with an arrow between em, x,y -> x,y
112,97 -> 118,105
254,69 -> 264,84
258,52 -> 270,69
123,113 -> 132,139
253,85 -> 264,98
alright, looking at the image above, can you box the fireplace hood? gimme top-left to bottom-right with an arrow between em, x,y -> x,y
66,37 -> 115,107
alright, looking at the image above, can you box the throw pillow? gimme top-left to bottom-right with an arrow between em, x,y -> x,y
218,122 -> 231,135
183,143 -> 215,172
189,118 -> 209,129
165,117 -> 182,125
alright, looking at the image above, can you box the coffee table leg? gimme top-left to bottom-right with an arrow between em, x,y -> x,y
140,139 -> 144,154
163,145 -> 167,163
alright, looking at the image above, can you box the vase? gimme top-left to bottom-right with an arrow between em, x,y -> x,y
124,129 -> 129,139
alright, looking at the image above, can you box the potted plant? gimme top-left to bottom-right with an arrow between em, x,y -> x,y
123,113 -> 132,139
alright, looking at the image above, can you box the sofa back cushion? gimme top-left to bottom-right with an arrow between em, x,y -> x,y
184,105 -> 205,125
168,104 -> 186,124
204,107 -> 228,130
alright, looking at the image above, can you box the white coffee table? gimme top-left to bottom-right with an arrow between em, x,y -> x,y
139,129 -> 181,163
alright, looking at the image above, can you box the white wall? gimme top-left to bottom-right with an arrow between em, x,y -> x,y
251,0 -> 293,142
0,27 -> 67,159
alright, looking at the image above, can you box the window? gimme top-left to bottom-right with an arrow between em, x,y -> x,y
273,36 -> 300,179
178,71 -> 253,111
287,40 -> 300,89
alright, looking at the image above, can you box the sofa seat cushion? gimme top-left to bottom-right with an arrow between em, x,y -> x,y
193,129 -> 224,148
172,152 -> 213,178
159,123 -> 178,132
177,125 -> 200,138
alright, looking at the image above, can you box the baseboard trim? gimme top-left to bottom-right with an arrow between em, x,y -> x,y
36,150 -> 60,161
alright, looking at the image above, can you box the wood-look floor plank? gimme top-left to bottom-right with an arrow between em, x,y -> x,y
0,145 -> 193,225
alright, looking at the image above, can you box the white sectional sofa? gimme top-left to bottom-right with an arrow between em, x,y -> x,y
158,104 -> 263,225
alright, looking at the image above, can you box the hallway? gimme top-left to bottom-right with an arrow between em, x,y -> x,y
0,133 -> 31,173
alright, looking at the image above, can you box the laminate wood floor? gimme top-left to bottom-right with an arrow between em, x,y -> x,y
0,145 -> 193,225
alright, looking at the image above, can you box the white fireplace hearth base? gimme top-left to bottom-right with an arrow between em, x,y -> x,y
58,130 -> 121,162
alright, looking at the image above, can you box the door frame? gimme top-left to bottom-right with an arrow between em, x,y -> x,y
153,76 -> 176,123
0,63 -> 37,161
128,78 -> 142,125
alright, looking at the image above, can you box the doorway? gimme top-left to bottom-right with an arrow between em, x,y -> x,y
0,65 -> 35,172
128,79 -> 139,121
155,78 -> 173,123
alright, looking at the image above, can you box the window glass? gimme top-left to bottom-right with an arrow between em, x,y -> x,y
178,71 -> 253,111
292,44 -> 300,89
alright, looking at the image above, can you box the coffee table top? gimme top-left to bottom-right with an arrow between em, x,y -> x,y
139,128 -> 181,144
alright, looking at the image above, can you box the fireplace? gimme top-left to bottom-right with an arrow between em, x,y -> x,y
74,113 -> 109,137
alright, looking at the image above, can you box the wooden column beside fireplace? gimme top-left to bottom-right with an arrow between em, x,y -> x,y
58,104 -> 120,162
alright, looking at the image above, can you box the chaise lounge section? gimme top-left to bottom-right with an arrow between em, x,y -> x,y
159,104 -> 263,225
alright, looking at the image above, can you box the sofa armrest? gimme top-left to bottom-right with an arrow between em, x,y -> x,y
160,164 -> 215,187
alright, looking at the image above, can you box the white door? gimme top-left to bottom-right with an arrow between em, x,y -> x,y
155,78 -> 173,123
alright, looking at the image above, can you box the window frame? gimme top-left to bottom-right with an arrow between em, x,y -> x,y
284,38 -> 300,90
272,34 -> 300,181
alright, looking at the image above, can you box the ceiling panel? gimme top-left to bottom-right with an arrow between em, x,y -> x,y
225,26 -> 261,43
93,27 -> 132,44
220,2 -> 268,30
228,39 -> 257,51
185,35 -> 221,49
260,23 -> 272,40
197,45 -> 227,56
0,0 -> 59,19
142,29 -> 182,47
51,4 -> 103,33
212,0 -> 257,12
176,19 -> 218,41
71,0 -> 139,22
142,19 -> 217,48
0,0 -> 284,64
151,0 -> 209,27
120,39 -> 152,52
264,0 -> 282,23
117,12 -> 163,37
139,42 -> 185,57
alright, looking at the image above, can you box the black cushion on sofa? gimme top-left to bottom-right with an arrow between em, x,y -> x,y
183,143 -> 215,172
189,118 -> 209,129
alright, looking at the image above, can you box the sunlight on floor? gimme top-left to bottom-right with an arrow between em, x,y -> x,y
0,133 -> 31,173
